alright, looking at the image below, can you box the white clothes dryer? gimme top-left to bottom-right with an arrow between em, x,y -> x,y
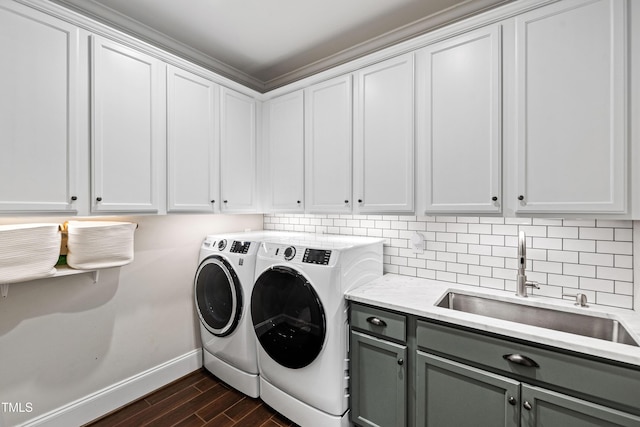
251,234 -> 383,427
194,231 -> 304,398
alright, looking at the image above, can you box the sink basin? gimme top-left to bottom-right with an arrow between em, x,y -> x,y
436,291 -> 638,347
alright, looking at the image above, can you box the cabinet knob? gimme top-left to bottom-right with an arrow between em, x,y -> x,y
518,195 -> 525,201
70,196 -> 77,201
492,196 -> 498,202
297,200 -> 301,204
503,353 -> 539,368
366,316 -> 387,327
358,199 -> 363,203
397,358 -> 404,366
223,200 -> 228,203
211,200 -> 215,204
507,396 -> 517,406
96,197 -> 102,202
523,401 -> 532,411
344,200 -> 349,204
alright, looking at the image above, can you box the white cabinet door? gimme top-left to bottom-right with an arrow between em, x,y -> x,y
305,75 -> 353,213
167,65 -> 219,213
513,0 -> 626,213
91,36 -> 163,213
0,2 -> 80,213
264,90 -> 304,212
220,88 -> 257,213
418,25 -> 502,214
354,53 -> 415,214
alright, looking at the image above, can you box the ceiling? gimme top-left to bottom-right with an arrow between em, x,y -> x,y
50,0 -> 512,92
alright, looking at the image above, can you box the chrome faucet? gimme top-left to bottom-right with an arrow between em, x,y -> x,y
516,231 -> 540,297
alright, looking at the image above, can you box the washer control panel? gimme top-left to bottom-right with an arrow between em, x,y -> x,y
230,240 -> 251,254
302,248 -> 331,265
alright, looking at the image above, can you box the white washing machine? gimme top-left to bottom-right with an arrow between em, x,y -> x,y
251,234 -> 384,427
194,231 -> 304,398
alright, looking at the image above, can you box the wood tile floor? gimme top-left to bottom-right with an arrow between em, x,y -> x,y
84,369 -> 297,427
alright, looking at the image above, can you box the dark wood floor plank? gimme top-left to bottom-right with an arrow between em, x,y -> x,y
144,384 -> 229,427
234,404 -> 273,427
203,413 -> 236,427
224,396 -> 262,421
112,386 -> 202,427
196,388 -> 244,422
260,419 -> 285,427
84,397 -> 151,427
145,371 -> 209,405
171,414 -> 206,427
192,375 -> 221,393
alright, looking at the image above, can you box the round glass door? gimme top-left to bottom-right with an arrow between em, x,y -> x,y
194,256 -> 242,337
251,266 -> 326,369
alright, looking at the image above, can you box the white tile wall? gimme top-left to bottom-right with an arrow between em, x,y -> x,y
264,214 -> 636,310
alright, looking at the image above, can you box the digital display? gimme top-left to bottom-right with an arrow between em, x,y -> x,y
230,241 -> 251,254
303,249 -> 331,265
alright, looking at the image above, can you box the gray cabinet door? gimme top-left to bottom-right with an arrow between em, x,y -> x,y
416,351 -> 520,427
351,330 -> 407,427
521,384 -> 640,427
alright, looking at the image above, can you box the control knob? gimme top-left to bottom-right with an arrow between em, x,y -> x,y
218,239 -> 227,251
284,246 -> 296,261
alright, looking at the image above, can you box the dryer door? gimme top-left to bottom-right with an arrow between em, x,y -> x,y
251,266 -> 326,369
194,256 -> 242,337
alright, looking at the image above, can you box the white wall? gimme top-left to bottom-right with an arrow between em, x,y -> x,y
0,214 -> 262,426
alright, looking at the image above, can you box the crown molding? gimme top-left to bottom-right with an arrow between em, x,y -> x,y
41,0 -> 515,93
262,0 -> 513,91
46,0 -> 266,92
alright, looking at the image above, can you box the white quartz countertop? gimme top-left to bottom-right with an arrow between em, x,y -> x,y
345,274 -> 640,367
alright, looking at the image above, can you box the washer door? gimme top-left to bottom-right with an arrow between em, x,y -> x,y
251,266 -> 326,369
194,256 -> 242,337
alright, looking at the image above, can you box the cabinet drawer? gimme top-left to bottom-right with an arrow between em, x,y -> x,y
351,304 -> 406,343
417,320 -> 640,413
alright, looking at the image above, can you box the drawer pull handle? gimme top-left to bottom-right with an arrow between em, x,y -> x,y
503,353 -> 539,368
366,317 -> 387,327
523,401 -> 533,411
507,396 -> 517,406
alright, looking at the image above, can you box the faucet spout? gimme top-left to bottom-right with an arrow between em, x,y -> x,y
516,231 -> 539,297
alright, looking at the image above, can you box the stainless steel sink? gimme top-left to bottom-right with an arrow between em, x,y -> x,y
436,291 -> 638,347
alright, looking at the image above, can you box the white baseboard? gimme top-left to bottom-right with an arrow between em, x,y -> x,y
19,349 -> 203,427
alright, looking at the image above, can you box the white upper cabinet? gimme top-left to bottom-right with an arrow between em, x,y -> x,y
167,65 -> 219,213
220,87 -> 257,213
417,25 -> 502,214
305,75 -> 353,214
0,2 -> 80,213
91,36 -> 164,213
354,53 -> 415,214
513,0 -> 626,214
264,90 -> 304,212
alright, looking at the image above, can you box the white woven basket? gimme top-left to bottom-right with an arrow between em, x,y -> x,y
66,221 -> 136,269
0,223 -> 61,284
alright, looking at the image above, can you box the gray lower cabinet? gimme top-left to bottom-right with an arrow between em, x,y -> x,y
351,330 -> 407,427
415,351 -> 520,427
350,302 -> 640,427
350,303 -> 408,427
416,320 -> 640,427
521,384 -> 640,427
415,351 -> 640,427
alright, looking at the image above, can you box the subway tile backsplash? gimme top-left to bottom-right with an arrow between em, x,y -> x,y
264,214 -> 636,310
